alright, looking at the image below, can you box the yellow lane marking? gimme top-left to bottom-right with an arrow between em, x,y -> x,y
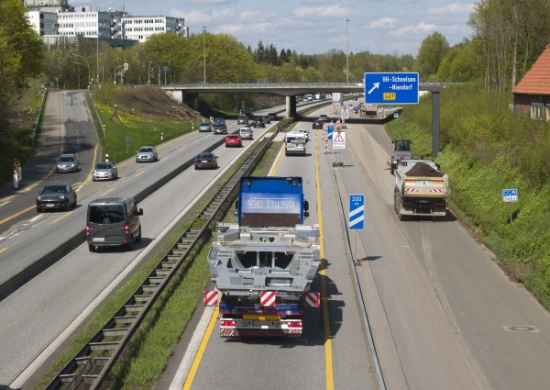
0,206 -> 36,225
135,170 -> 145,177
53,211 -> 73,223
315,130 -> 334,389
183,307 -> 219,390
101,188 -> 116,196
0,248 -> 7,254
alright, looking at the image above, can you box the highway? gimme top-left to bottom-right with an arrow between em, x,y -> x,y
1,91 -> 550,389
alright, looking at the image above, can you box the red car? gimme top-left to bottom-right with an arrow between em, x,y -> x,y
225,133 -> 242,147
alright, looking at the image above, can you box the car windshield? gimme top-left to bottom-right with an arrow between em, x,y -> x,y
139,147 -> 153,152
59,156 -> 74,162
95,163 -> 111,169
43,185 -> 66,194
197,153 -> 214,159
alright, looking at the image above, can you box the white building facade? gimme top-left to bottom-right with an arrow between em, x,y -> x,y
122,16 -> 187,43
25,2 -> 188,44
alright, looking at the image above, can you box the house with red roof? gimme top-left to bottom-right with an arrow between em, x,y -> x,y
512,44 -> 550,120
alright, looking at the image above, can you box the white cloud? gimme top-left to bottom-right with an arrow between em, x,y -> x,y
368,17 -> 398,29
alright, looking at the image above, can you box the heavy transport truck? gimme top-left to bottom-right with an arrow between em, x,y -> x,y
393,160 -> 450,221
204,176 -> 321,337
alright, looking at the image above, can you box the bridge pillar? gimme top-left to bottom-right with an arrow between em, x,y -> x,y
285,95 -> 297,118
164,89 -> 183,103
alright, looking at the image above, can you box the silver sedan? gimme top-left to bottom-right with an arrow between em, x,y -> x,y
92,162 -> 118,181
136,146 -> 158,163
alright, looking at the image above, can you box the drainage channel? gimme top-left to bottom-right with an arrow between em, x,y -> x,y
45,136 -> 273,390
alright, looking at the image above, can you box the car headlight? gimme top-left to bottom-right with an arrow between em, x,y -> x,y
37,196 -> 42,200
60,195 -> 65,199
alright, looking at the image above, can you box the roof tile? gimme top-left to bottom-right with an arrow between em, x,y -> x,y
513,44 -> 550,95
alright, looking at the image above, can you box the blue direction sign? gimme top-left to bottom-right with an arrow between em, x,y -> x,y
364,72 -> 419,104
349,194 -> 365,230
502,188 -> 518,202
327,124 -> 334,140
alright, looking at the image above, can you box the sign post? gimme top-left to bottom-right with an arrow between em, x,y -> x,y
349,194 -> 365,261
502,188 -> 518,223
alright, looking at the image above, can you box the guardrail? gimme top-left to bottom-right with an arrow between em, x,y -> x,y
44,129 -> 280,389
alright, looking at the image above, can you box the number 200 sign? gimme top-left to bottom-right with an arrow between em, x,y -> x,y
349,194 -> 364,230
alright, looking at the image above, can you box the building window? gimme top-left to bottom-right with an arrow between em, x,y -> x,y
531,103 -> 543,120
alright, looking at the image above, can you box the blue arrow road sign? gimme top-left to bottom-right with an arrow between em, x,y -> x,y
349,194 -> 365,230
364,72 -> 419,104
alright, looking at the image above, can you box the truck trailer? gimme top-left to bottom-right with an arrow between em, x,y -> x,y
393,160 -> 450,221
204,176 -> 321,337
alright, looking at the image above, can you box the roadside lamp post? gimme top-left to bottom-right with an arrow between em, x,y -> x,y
345,18 -> 350,83
202,26 -> 207,84
71,54 -> 91,90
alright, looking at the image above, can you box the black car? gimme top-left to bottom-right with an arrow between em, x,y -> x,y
252,116 -> 265,128
244,109 -> 254,118
194,152 -> 218,170
312,119 -> 324,129
213,122 -> 228,134
36,183 -> 77,212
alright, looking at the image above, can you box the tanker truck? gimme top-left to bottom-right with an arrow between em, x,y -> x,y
393,160 -> 450,221
203,176 -> 321,337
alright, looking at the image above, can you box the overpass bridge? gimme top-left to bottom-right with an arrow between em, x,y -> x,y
160,82 -> 443,157
160,82 -> 442,118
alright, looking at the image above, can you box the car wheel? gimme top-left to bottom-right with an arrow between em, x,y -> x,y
125,235 -> 133,251
93,177 -> 96,181
136,226 -> 142,243
36,206 -> 41,213
73,196 -> 77,208
88,244 -> 96,252
65,200 -> 70,211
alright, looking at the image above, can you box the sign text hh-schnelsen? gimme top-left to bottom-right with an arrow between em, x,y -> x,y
364,72 -> 419,105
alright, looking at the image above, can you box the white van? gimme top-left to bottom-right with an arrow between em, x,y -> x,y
285,132 -> 307,156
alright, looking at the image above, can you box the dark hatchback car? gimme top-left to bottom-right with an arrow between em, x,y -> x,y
312,119 -> 325,130
213,122 -> 228,134
36,183 -> 77,212
194,152 -> 218,170
252,116 -> 265,128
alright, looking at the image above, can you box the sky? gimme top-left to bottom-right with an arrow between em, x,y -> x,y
71,0 -> 476,57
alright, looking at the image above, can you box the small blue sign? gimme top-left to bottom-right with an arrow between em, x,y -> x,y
349,194 -> 365,230
502,188 -> 518,202
364,72 -> 419,104
327,125 -> 334,140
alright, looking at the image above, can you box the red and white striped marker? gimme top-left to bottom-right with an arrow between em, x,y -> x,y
260,291 -> 276,307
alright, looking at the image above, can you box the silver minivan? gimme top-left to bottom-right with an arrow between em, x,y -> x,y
86,197 -> 143,252
239,127 -> 253,140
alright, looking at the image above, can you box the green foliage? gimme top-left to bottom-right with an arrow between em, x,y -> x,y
415,32 -> 450,80
386,83 -> 550,308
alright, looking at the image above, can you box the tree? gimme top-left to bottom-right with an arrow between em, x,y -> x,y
415,32 -> 450,80
0,0 -> 44,131
144,33 -> 189,84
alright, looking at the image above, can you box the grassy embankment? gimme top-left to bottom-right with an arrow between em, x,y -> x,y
385,83 -> 550,310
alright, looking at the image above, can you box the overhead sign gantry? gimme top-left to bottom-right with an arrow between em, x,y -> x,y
364,72 -> 419,104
